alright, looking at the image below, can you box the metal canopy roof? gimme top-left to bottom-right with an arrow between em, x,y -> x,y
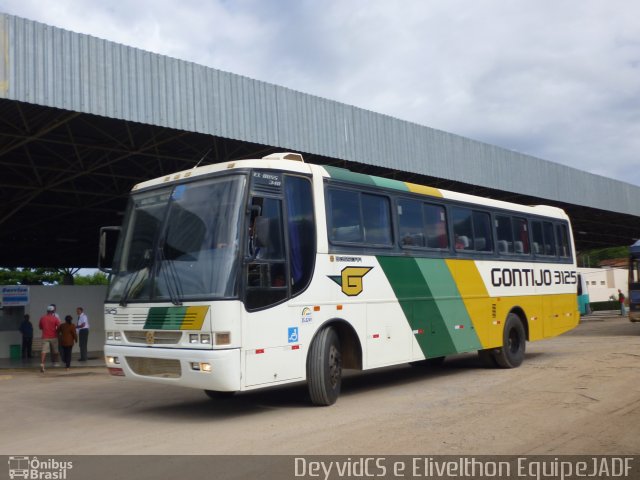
0,13 -> 639,268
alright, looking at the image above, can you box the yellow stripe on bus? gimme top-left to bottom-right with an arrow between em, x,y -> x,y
445,259 -> 579,349
405,182 -> 443,198
180,306 -> 209,330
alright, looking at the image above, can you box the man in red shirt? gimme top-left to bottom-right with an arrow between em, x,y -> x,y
39,305 -> 60,373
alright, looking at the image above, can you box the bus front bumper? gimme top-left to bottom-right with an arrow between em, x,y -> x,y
104,345 -> 241,392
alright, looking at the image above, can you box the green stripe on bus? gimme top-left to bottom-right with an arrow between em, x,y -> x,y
414,258 -> 482,353
376,256 -> 457,358
323,166 -> 376,186
325,165 -> 411,192
144,306 -> 188,330
370,177 -> 409,191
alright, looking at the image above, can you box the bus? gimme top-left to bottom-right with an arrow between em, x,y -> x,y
629,240 -> 640,322
577,273 -> 590,315
100,152 -> 579,406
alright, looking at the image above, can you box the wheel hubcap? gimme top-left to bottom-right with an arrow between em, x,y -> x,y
328,344 -> 342,387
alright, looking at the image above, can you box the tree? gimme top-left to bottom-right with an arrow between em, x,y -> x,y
577,246 -> 629,268
0,268 -> 63,285
0,268 -> 108,285
73,271 -> 109,285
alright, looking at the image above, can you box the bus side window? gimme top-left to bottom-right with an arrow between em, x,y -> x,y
250,197 -> 284,260
556,223 -> 570,258
512,217 -> 530,254
285,176 -> 315,296
425,203 -> 448,249
398,199 -> 425,247
329,189 -> 363,243
245,197 -> 287,310
542,221 -> 556,256
472,211 -> 493,252
495,215 -> 514,254
452,207 -> 473,251
531,221 -> 544,255
362,193 -> 392,245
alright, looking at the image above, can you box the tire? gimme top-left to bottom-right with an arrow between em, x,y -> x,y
307,327 -> 342,406
493,313 -> 526,368
204,390 -> 236,400
477,349 -> 499,368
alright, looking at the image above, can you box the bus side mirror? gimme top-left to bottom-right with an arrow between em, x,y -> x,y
99,226 -> 121,273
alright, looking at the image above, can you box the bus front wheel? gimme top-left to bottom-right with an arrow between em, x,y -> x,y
494,313 -> 526,368
307,326 -> 342,406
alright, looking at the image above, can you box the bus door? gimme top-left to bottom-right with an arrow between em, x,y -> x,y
243,173 -> 316,386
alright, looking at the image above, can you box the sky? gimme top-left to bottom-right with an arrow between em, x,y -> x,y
2,0 -> 640,186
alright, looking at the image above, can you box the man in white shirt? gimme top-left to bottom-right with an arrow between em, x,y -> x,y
76,307 -> 90,361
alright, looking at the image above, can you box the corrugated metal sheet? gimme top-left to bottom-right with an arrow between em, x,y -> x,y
1,12 -> 639,217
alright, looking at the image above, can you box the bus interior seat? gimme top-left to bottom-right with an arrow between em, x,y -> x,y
514,241 -> 524,254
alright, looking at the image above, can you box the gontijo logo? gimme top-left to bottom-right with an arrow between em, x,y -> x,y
329,266 -> 373,296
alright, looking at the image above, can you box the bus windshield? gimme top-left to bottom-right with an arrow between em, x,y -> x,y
106,174 -> 247,304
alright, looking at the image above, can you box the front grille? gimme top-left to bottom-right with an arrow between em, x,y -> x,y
124,330 -> 183,344
114,313 -> 147,326
126,357 -> 181,378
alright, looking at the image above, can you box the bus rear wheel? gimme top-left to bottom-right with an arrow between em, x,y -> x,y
307,326 -> 342,406
494,313 -> 526,368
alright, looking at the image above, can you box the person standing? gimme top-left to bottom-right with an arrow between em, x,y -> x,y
59,315 -> 77,371
618,289 -> 627,316
19,314 -> 33,359
76,307 -> 90,361
50,304 -> 63,363
39,305 -> 60,373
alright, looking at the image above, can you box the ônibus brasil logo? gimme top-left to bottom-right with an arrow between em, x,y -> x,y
8,456 -> 73,479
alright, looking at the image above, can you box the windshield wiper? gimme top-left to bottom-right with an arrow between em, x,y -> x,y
157,242 -> 183,306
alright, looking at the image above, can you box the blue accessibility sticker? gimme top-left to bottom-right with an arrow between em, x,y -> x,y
288,327 -> 299,343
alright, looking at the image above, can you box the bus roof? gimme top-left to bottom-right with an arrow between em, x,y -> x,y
132,153 -> 568,220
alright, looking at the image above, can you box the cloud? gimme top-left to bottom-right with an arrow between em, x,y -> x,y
2,0 -> 639,185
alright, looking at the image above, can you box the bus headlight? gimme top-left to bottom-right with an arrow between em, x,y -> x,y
105,355 -> 120,365
106,331 -> 122,342
188,333 -> 213,344
191,362 -> 212,372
